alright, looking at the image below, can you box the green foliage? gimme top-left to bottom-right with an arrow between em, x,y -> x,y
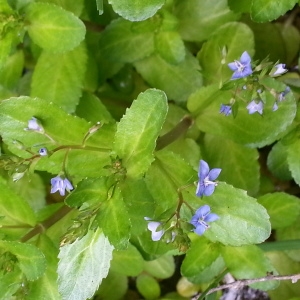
114,88 -> 168,178
25,2 -> 86,53
108,0 -> 164,22
57,229 -> 114,300
0,0 -> 299,299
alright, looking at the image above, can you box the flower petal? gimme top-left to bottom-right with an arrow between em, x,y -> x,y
240,51 -> 251,65
195,205 -> 211,218
228,62 -> 238,71
204,184 -> 215,196
196,182 -> 205,197
205,213 -> 219,223
208,168 -> 221,181
194,224 -> 207,235
198,160 -> 209,181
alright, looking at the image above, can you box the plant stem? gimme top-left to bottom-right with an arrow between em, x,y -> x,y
156,115 -> 193,151
20,205 -> 73,243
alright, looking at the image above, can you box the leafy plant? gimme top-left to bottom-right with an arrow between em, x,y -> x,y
0,0 -> 300,299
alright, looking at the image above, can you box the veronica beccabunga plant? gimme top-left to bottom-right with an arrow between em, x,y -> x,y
0,1 -> 299,300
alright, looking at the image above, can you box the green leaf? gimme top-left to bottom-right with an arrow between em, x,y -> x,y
134,52 -> 202,102
174,0 -> 239,42
287,139 -> 300,186
203,183 -> 271,246
96,185 -> 131,250
108,0 -> 164,21
267,252 -> 300,299
267,141 -> 292,181
258,193 -> 300,229
98,18 -> 156,63
145,149 -> 195,215
198,22 -> 255,84
274,23 -> 300,65
0,50 -> 24,89
31,43 -> 87,113
154,31 -> 185,64
96,271 -> 127,300
120,178 -> 155,236
188,79 -> 297,148
9,172 -> 46,211
0,176 -> 36,228
221,245 -> 278,290
181,238 -> 220,278
245,20 -> 285,63
25,2 -> 86,53
35,0 -> 84,16
202,134 -> 260,196
228,0 -> 251,13
76,92 -> 114,124
136,273 -> 161,300
0,240 -> 46,281
114,89 -> 168,178
65,177 -> 108,208
110,243 -> 144,276
0,269 -> 22,299
144,255 -> 175,279
0,96 -> 111,156
276,221 -> 300,262
57,229 -> 114,300
27,235 -> 61,300
251,0 -> 298,22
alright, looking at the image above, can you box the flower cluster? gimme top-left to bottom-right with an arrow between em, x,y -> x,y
189,160 -> 221,236
220,51 -> 291,117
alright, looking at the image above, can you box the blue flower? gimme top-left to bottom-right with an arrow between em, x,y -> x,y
272,102 -> 278,112
273,64 -> 288,76
246,100 -> 263,115
220,104 -> 232,116
144,217 -> 164,241
25,117 -> 44,133
190,205 -> 219,235
196,160 -> 221,197
50,176 -> 73,196
228,51 -> 253,79
278,86 -> 290,102
39,148 -> 48,156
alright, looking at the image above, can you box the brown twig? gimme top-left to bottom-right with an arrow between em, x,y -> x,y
192,273 -> 300,299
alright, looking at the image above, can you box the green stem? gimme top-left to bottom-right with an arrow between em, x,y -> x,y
156,115 -> 193,151
20,205 -> 73,243
258,239 -> 300,252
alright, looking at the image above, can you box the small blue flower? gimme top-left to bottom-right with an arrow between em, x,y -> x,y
220,104 -> 232,116
273,64 -> 288,76
228,51 -> 253,79
196,160 -> 221,197
278,86 -> 290,102
144,217 -> 164,241
246,100 -> 263,115
50,176 -> 73,196
272,102 -> 278,112
190,205 -> 219,235
39,148 -> 48,156
25,117 -> 44,132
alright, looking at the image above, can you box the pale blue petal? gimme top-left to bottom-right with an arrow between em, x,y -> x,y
205,213 -> 219,223
240,51 -> 251,65
194,224 -> 207,235
204,184 -> 215,196
199,160 -> 209,181
208,168 -> 221,180
195,205 -> 210,218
